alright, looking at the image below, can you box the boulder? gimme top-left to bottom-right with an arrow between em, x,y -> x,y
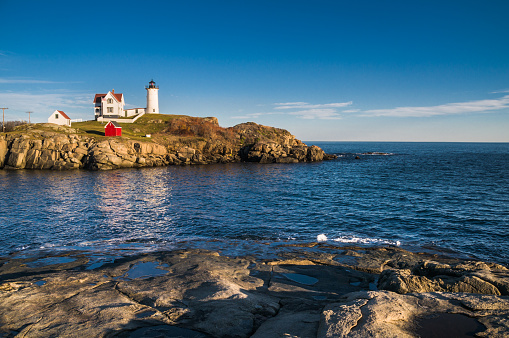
25,149 -> 41,169
251,308 -> 321,338
0,137 -> 7,168
176,146 -> 195,160
379,264 -> 503,295
307,145 -> 325,162
42,138 -> 57,151
203,116 -> 219,125
106,154 -> 124,166
290,146 -> 308,161
31,139 -> 43,150
61,142 -> 77,152
276,157 -> 299,164
378,269 -> 440,294
443,275 -> 501,295
259,154 -> 275,164
6,151 -> 27,168
319,298 -> 371,337
108,140 -> 129,155
10,137 -> 31,151
318,291 -> 509,338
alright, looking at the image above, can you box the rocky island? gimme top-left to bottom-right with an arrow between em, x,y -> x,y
0,243 -> 508,337
0,114 -> 336,171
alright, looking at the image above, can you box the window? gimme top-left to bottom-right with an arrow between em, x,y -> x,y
107,98 -> 113,104
153,109 -> 155,112
108,107 -> 113,113
55,114 -> 59,119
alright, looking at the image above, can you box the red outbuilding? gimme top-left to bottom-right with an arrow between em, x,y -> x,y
105,121 -> 122,136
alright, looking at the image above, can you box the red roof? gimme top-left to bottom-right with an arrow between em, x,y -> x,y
93,92 -> 123,104
57,110 -> 70,119
113,93 -> 123,102
94,94 -> 106,103
106,121 -> 122,128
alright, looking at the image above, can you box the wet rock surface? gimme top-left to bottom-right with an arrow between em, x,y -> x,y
0,244 -> 508,337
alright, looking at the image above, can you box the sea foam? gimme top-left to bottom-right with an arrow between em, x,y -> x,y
317,234 -> 328,242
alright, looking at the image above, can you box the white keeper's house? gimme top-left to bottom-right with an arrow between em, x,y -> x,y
93,90 -> 125,120
94,80 -> 159,122
48,110 -> 71,127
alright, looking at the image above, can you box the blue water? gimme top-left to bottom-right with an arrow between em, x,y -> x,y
0,142 -> 508,265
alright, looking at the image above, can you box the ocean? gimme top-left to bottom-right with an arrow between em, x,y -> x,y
1,142 -> 508,265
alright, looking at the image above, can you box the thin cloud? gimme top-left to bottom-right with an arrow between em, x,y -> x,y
271,101 -> 353,120
491,89 -> 509,94
342,109 -> 360,113
0,78 -> 65,84
0,91 -> 93,115
288,108 -> 343,120
363,95 -> 509,117
274,102 -> 308,106
274,102 -> 353,110
231,112 -> 279,119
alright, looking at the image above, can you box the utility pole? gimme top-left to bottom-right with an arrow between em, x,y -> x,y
26,111 -> 32,124
1,107 -> 7,132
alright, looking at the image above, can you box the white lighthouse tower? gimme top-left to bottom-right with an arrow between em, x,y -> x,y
145,79 -> 159,114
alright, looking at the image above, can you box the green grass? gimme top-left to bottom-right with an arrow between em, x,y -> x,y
72,114 -> 189,140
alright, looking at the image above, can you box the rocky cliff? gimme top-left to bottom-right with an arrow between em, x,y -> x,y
0,118 -> 336,170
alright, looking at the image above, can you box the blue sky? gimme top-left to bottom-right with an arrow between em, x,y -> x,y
1,0 -> 508,141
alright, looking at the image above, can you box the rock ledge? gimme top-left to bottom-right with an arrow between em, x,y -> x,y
1,244 -> 508,337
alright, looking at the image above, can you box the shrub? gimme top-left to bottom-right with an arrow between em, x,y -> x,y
164,117 -> 236,140
1,121 -> 27,132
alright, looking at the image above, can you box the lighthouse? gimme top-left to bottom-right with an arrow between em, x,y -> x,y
145,79 -> 159,114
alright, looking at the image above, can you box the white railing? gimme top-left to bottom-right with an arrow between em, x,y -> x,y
96,112 -> 145,124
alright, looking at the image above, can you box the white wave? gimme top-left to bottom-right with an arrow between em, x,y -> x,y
358,152 -> 394,156
332,236 -> 401,246
39,243 -> 57,249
